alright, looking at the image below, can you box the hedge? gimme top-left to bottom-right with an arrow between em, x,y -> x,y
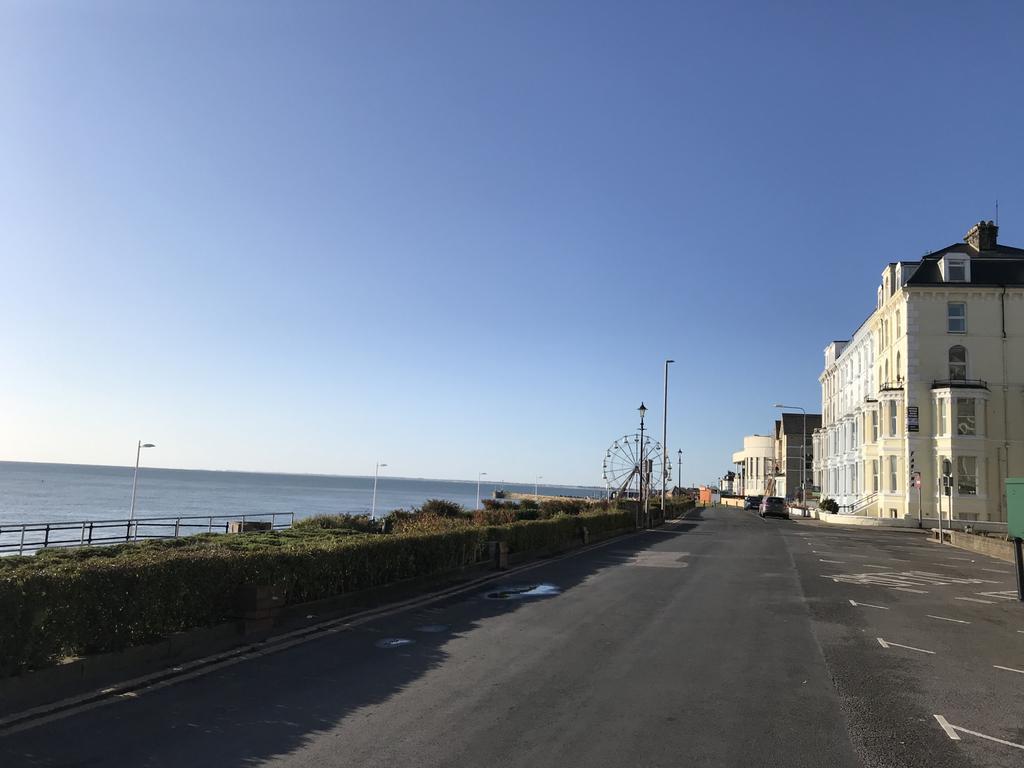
0,510 -> 633,677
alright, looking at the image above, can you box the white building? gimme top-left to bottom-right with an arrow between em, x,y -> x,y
731,435 -> 775,496
813,221 -> 1024,521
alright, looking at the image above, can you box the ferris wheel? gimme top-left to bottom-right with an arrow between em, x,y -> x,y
602,433 -> 668,498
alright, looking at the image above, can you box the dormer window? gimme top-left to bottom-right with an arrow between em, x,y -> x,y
940,253 -> 970,282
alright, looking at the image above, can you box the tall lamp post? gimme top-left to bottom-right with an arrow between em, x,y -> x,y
477,472 -> 488,510
372,462 -> 388,518
535,475 -> 543,500
662,359 -> 674,515
677,449 -> 683,493
129,441 -> 156,522
774,404 -> 807,505
638,402 -> 647,528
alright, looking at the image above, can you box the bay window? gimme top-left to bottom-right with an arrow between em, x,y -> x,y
956,456 -> 977,495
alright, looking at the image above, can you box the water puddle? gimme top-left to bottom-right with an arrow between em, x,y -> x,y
375,638 -> 415,649
484,583 -> 562,600
414,624 -> 450,634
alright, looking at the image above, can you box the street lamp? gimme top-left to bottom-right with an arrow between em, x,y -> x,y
372,462 -> 388,518
535,475 -> 543,500
477,472 -> 488,510
677,449 -> 683,493
638,402 -> 647,527
129,441 -> 156,523
662,359 -> 674,515
774,404 -> 807,505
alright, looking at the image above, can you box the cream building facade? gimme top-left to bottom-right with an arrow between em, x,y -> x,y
813,221 -> 1024,521
731,435 -> 775,496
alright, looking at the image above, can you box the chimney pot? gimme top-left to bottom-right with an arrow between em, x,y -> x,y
964,220 -> 998,251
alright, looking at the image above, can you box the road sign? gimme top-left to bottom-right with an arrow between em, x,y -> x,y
912,472 -> 921,489
906,406 -> 920,433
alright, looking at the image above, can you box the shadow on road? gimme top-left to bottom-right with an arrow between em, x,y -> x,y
1,513 -> 714,768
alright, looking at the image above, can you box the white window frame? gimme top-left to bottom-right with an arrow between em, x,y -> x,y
947,302 -> 967,334
956,456 -> 977,496
888,456 -> 898,493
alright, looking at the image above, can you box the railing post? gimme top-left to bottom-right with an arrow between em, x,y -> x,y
18,525 -> 26,556
80,521 -> 87,545
208,516 -> 213,533
174,518 -> 181,538
127,520 -> 132,542
43,524 -> 50,549
88,522 -> 94,545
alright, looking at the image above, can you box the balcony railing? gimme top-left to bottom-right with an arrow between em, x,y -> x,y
878,380 -> 905,392
931,378 -> 988,390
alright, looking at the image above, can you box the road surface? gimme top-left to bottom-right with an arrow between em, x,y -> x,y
2,506 -> 1022,767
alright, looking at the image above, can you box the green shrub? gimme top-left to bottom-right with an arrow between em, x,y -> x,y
819,497 -> 840,513
418,499 -> 466,518
538,498 -> 589,517
292,514 -> 380,533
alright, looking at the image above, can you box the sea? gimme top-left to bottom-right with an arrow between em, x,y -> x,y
0,461 -> 604,552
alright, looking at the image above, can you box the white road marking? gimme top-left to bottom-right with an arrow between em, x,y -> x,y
927,615 -> 970,624
955,596 -> 995,604
934,714 -> 1024,750
993,665 -> 1024,675
877,637 -> 935,654
891,587 -> 929,594
862,564 -> 890,569
934,714 -> 960,740
981,568 -> 1011,574
977,590 -> 1018,601
819,559 -> 844,564
849,599 -> 888,610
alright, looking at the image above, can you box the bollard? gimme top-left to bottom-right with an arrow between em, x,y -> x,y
490,541 -> 509,570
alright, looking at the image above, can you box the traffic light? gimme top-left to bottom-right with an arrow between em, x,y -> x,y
909,450 -> 915,484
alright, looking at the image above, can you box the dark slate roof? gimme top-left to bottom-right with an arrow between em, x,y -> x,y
906,243 -> 1024,286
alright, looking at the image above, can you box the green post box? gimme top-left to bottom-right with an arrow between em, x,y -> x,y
1006,478 -> 1024,540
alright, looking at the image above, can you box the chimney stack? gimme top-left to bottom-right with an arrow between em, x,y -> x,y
964,220 -> 998,251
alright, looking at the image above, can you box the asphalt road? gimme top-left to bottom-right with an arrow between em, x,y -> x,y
2,506 -> 1021,767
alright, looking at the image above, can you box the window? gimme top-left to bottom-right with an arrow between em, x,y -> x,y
956,398 -> 976,435
938,397 -> 947,435
948,260 -> 967,282
957,456 -> 977,495
889,456 -> 898,492
888,401 -> 897,436
851,464 -> 858,494
871,410 -> 878,441
895,352 -> 901,382
948,345 -> 966,380
948,302 -> 966,334
884,359 -> 889,384
872,459 -> 879,493
895,311 -> 901,338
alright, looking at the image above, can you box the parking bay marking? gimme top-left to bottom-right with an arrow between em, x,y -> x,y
849,599 -> 888,610
927,615 -> 970,624
977,590 -> 1018,601
993,665 -> 1024,675
956,596 -> 995,604
877,637 -> 934,654
819,559 -> 845,564
934,714 -> 1024,751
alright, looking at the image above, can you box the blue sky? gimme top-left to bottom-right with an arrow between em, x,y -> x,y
2,1 -> 1023,486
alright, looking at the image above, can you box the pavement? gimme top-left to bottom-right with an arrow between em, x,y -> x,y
1,506 -> 1021,767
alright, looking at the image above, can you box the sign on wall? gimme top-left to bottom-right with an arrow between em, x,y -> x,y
906,406 -> 919,433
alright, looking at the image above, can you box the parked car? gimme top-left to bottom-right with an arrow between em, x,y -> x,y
759,496 -> 788,518
743,495 -> 762,510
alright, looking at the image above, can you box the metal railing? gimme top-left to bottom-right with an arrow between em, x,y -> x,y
0,511 -> 295,556
931,378 -> 989,390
